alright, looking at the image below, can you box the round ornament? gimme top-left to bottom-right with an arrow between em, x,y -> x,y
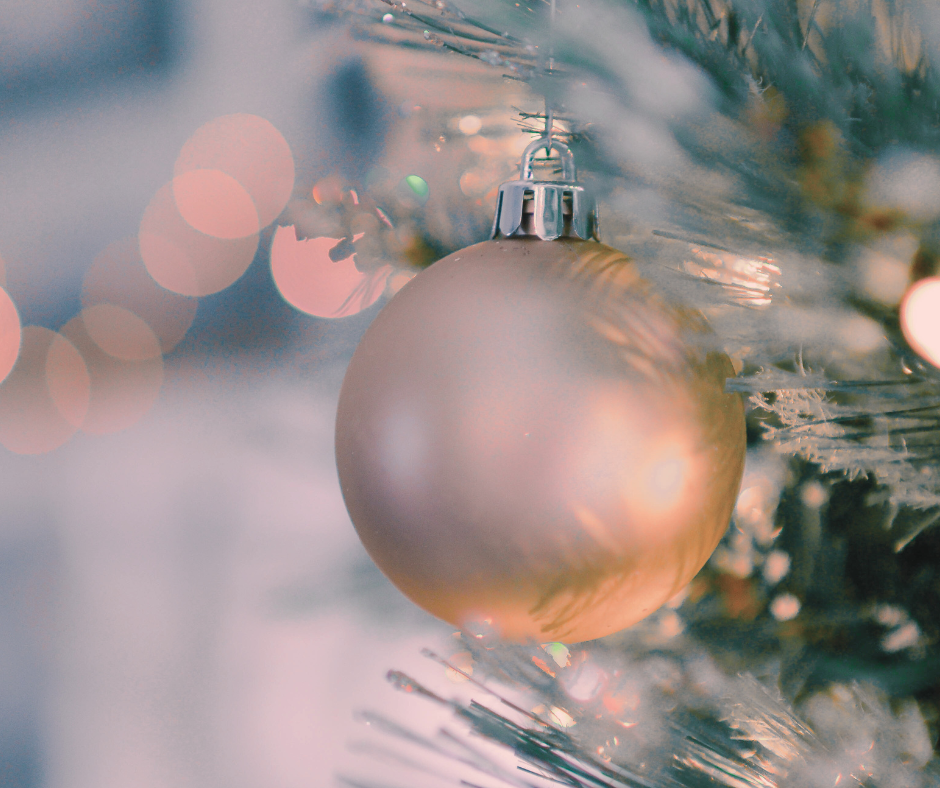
335,139 -> 746,643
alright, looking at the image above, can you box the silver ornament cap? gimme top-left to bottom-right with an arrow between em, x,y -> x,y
491,136 -> 599,242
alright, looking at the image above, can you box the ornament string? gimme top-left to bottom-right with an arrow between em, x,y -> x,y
545,0 -> 556,146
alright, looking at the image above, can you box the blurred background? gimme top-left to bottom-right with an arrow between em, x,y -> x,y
12,0 -> 940,785
0,1 -> 531,785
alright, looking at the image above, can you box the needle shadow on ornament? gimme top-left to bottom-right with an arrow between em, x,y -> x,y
270,225 -> 392,318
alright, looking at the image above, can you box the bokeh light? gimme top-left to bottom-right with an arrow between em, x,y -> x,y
174,114 -> 295,230
60,306 -> 164,435
0,327 -> 90,454
770,593 -> 801,622
683,247 -> 780,307
172,169 -> 260,240
0,286 -> 22,384
403,175 -> 429,200
312,175 -> 344,205
82,304 -> 163,362
865,150 -> 940,222
140,182 -> 259,297
900,276 -> 940,368
82,237 -> 197,353
561,659 -> 607,703
270,226 -> 391,318
458,115 -> 482,135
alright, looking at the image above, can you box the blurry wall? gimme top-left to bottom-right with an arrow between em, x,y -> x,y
0,2 -> 449,787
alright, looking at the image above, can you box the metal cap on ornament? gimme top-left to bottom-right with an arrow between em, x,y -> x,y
491,136 -> 599,242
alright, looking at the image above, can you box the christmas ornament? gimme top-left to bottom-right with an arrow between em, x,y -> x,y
335,137 -> 746,643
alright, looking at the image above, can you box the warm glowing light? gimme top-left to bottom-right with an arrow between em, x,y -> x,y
60,311 -> 164,436
856,232 -> 917,307
0,287 -> 21,384
865,151 -> 940,222
763,550 -> 791,585
458,115 -> 482,135
629,439 -> 694,520
647,454 -> 688,500
900,276 -> 940,368
443,652 -> 473,683
459,169 -> 485,197
82,304 -> 163,362
684,247 -> 781,307
883,621 -> 920,653
140,182 -> 259,296
172,169 -> 260,239
311,176 -> 344,205
549,706 -> 576,728
0,327 -> 90,454
81,237 -> 197,353
770,593 -> 801,621
270,225 -> 391,318
174,114 -> 295,230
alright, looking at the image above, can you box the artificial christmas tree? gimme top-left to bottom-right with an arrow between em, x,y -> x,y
308,0 -> 940,783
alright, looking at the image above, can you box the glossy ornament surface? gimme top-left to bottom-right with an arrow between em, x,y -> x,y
335,238 -> 746,643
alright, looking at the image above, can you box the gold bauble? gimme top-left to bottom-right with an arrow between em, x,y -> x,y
335,238 -> 745,643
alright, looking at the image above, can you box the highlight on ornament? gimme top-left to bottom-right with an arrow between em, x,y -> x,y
335,134 -> 746,643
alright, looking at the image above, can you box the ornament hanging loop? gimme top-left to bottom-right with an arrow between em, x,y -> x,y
520,137 -> 577,181
491,135 -> 599,242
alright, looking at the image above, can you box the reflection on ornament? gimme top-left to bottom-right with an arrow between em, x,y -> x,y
336,238 -> 745,642
900,276 -> 940,368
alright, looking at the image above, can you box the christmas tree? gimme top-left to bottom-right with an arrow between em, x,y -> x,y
296,0 -> 940,784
